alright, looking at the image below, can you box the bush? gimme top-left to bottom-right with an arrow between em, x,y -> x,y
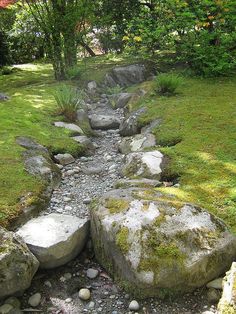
53,85 -> 84,122
155,73 -> 182,96
106,85 -> 123,95
66,65 -> 81,80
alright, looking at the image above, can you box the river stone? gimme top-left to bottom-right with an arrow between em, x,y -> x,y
207,278 -> 223,289
72,135 -> 95,155
118,133 -> 156,154
54,153 -> 75,165
89,114 -> 121,130
217,262 -> 236,314
17,214 -> 90,269
0,227 -> 39,299
119,107 -> 147,136
90,188 -> 236,298
28,293 -> 41,307
106,64 -> 149,87
122,150 -> 165,179
78,288 -> 91,301
87,81 -> 97,95
4,297 -> 21,309
0,304 -> 13,314
16,136 -> 48,153
54,121 -> 84,134
114,93 -> 133,109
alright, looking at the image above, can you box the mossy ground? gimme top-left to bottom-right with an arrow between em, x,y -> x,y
128,76 -> 236,233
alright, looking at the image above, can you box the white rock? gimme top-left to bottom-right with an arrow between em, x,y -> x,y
206,278 -> 223,289
54,121 -> 84,134
28,293 -> 41,307
79,288 -> 91,301
88,301 -> 95,309
86,268 -> 99,279
44,280 -> 52,288
129,300 -> 140,311
65,298 -> 72,303
17,214 -> 90,269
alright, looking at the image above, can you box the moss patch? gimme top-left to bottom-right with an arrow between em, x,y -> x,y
116,227 -> 129,254
105,198 -> 130,214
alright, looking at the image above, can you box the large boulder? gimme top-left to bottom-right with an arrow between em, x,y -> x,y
118,133 -> 156,154
11,137 -> 61,229
105,64 -> 149,87
17,214 -> 90,269
89,114 -> 121,130
217,262 -> 236,314
122,150 -> 165,179
112,93 -> 134,109
90,188 -> 236,298
119,107 -> 147,136
0,227 -> 39,299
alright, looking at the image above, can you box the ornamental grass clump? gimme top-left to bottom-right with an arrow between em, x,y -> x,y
155,73 -> 182,96
53,84 -> 84,122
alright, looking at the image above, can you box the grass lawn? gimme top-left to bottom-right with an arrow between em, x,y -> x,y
129,76 -> 236,233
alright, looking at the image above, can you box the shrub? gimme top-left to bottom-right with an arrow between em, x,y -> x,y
53,85 -> 84,122
66,65 -> 81,80
106,84 -> 123,95
155,73 -> 182,96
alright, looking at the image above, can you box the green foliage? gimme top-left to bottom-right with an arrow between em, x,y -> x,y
105,85 -> 123,95
155,73 -> 182,96
53,85 -> 85,122
65,65 -> 81,80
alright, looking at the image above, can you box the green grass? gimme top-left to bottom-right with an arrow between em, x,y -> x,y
0,63 -> 85,228
129,76 -> 236,233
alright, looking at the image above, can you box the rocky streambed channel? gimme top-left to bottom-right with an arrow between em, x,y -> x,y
0,64 -> 235,314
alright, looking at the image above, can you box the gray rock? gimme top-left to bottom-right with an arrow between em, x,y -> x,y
28,293 -> 41,307
217,262 -> 236,313
141,119 -> 162,135
122,150 -> 165,179
0,304 -> 13,314
119,108 -> 147,136
17,214 -> 90,269
79,288 -> 91,301
206,278 -> 223,289
87,81 -> 97,95
114,93 -> 133,109
207,288 -> 221,304
0,93 -> 9,101
54,153 -> 75,165
91,188 -> 236,298
89,114 -> 121,130
106,64 -> 149,87
16,136 -> 48,153
118,133 -> 156,154
0,227 -> 39,299
72,136 -> 95,155
88,301 -> 95,309
129,300 -> 140,311
81,166 -> 103,175
8,309 -> 23,314
54,121 -> 84,134
86,268 -> 99,279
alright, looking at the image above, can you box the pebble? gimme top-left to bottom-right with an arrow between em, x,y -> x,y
28,293 -> 41,307
44,280 -> 52,288
65,298 -> 72,303
0,304 -> 14,314
88,301 -> 95,309
63,272 -> 72,280
129,300 -> 140,311
83,198 -> 91,204
86,268 -> 99,279
79,288 -> 91,301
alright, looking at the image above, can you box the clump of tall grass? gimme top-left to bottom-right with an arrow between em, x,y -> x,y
155,73 -> 182,96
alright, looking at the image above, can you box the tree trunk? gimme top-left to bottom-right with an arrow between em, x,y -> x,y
63,32 -> 77,68
79,40 -> 96,57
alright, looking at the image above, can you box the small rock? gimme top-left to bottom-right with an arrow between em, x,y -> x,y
129,300 -> 140,311
206,278 -> 223,290
79,288 -> 91,301
4,297 -> 21,309
44,280 -> 52,288
0,304 -> 14,314
63,272 -> 72,280
28,293 -> 41,307
207,288 -> 221,304
83,198 -> 91,205
54,153 -> 75,166
65,298 -> 72,303
86,268 -> 99,279
88,301 -> 95,309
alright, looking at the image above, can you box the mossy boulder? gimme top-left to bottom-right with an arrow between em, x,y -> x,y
217,262 -> 236,314
118,133 -> 156,155
0,227 -> 39,299
90,188 -> 236,298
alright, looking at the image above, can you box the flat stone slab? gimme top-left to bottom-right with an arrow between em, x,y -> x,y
54,121 -> 84,134
17,214 -> 90,269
